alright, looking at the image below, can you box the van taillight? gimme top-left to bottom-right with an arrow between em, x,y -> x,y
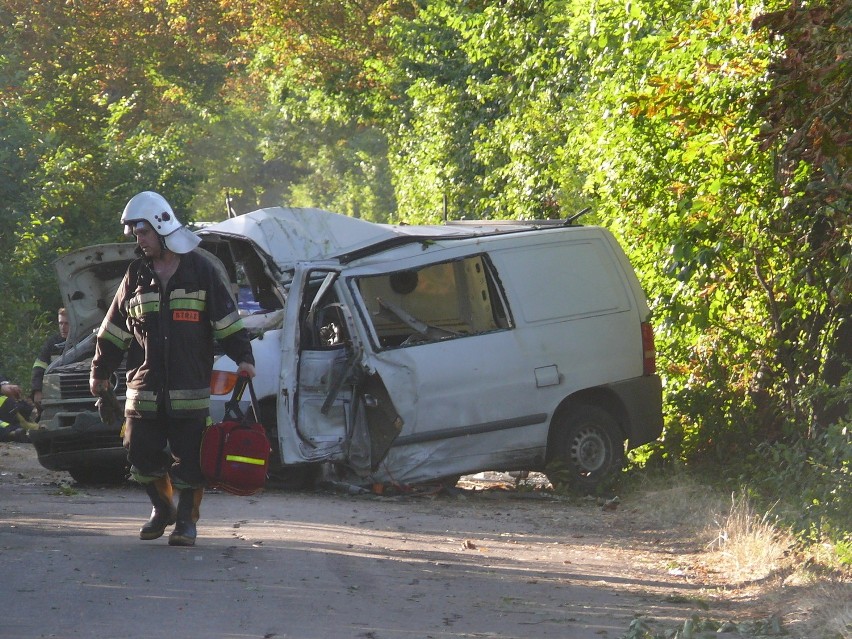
641,322 -> 656,376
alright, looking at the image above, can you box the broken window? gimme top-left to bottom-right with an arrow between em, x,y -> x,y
299,272 -> 351,350
354,255 -> 512,349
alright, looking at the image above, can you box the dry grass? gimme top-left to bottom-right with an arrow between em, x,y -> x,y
705,493 -> 795,583
628,471 -> 729,535
626,471 -> 851,637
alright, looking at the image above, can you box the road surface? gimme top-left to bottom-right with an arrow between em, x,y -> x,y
0,442 -> 730,639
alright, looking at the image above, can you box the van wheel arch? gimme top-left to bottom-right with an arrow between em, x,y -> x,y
546,399 -> 626,494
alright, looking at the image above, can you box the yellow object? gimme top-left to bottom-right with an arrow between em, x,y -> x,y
16,414 -> 40,431
224,454 -> 265,465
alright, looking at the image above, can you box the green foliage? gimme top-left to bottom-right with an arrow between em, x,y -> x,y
378,0 -> 591,221
559,0 -> 851,478
745,416 -> 851,549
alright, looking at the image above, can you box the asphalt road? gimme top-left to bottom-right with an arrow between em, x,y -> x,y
0,443 -> 704,639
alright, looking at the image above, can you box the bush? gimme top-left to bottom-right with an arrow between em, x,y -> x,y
746,419 -> 851,554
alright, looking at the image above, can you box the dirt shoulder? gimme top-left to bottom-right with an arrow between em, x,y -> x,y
1,441 -> 846,639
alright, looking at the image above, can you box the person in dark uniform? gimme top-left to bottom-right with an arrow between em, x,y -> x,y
89,191 -> 255,546
30,307 -> 70,417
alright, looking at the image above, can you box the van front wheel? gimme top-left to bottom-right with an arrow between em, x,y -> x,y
546,405 -> 625,494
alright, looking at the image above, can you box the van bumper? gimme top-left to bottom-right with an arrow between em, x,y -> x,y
610,375 -> 664,448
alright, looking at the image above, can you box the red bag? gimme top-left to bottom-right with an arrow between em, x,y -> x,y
200,374 -> 270,496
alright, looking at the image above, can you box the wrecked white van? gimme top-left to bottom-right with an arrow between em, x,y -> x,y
34,207 -> 662,492
200,208 -> 663,492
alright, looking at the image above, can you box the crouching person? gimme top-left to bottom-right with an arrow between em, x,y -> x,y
0,379 -> 39,442
90,191 -> 255,546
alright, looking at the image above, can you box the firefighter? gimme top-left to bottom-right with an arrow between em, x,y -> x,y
89,191 -> 255,546
30,307 -> 71,416
0,377 -> 39,442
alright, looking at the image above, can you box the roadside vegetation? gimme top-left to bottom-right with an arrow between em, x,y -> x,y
594,471 -> 850,638
1,0 -> 848,605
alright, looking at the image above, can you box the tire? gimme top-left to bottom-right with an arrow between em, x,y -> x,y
69,465 -> 129,485
546,404 -> 625,494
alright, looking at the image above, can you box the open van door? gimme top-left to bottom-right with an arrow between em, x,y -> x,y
277,267 -> 404,476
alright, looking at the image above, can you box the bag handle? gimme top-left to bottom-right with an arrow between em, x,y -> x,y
223,372 -> 260,425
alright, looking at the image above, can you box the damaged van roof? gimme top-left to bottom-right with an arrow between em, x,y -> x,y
196,207 -> 567,272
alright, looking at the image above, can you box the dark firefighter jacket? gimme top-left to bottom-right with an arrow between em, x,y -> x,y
91,250 -> 254,420
31,333 -> 66,395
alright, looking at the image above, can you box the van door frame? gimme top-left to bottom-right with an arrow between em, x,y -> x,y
277,264 -> 404,475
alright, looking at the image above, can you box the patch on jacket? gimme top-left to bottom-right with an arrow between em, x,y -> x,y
173,310 -> 201,322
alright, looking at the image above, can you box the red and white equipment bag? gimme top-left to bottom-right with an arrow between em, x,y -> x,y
200,373 -> 270,496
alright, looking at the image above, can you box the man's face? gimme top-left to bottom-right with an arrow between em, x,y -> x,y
58,314 -> 70,339
133,222 -> 162,259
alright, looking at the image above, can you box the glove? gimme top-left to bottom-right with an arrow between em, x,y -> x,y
96,387 -> 122,425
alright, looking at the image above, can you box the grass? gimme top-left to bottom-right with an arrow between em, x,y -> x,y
621,469 -> 851,638
705,493 -> 794,584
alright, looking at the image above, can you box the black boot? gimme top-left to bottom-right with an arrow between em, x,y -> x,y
140,476 -> 177,540
169,488 -> 203,547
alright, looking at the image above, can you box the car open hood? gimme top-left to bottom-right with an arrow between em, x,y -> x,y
54,243 -> 139,347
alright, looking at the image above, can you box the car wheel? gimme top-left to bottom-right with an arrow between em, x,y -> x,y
69,466 -> 128,486
546,405 -> 625,494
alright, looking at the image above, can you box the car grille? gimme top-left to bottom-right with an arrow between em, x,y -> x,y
58,367 -> 127,399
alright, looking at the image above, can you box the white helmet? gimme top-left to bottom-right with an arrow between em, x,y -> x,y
121,191 -> 200,254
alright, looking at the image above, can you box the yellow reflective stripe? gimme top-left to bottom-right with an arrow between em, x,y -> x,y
170,290 -> 207,312
98,320 -> 132,350
212,310 -> 242,332
128,292 -> 160,318
170,397 -> 210,411
170,299 -> 206,311
126,398 -> 157,413
125,388 -> 156,413
125,389 -> 210,413
128,301 -> 160,318
33,359 -> 49,370
213,312 -> 245,340
225,455 -> 265,466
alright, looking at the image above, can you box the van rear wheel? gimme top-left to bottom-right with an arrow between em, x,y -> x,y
546,405 -> 624,494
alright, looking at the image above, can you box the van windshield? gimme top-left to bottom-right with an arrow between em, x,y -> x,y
355,255 -> 512,349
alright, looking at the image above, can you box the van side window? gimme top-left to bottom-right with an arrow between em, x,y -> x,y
355,255 -> 512,349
